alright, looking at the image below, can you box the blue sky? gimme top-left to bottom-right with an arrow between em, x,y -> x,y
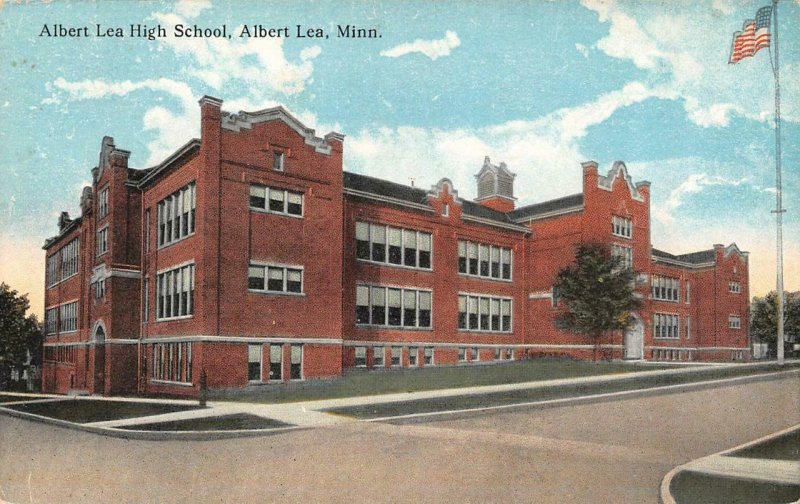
0,0 -> 798,316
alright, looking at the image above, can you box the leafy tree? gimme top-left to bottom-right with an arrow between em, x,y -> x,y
0,283 -> 43,390
751,291 -> 800,357
553,243 -> 642,361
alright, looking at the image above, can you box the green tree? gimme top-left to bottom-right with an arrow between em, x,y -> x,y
0,283 -> 43,390
750,291 -> 800,357
553,243 -> 642,361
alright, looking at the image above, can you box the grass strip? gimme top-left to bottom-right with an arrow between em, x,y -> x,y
115,413 -> 290,431
211,359 -> 678,404
669,471 -> 800,504
4,399 -> 202,423
324,363 -> 799,419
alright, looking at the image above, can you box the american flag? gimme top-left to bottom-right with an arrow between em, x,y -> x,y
729,6 -> 772,64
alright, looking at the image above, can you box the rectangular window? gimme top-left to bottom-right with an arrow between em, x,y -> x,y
610,243 -> 633,269
249,184 -> 303,217
373,346 -> 384,367
472,347 -> 480,362
729,315 -> 741,329
612,215 -> 632,239
424,347 -> 433,365
355,346 -> 367,367
459,240 -> 512,281
273,151 -> 284,171
391,347 -> 401,367
56,237 -> 80,281
686,317 -> 691,339
355,222 -> 431,271
145,209 -> 151,253
652,276 -> 680,302
46,253 -> 59,288
685,282 -> 691,304
143,278 -> 149,322
459,294 -> 512,333
248,344 -> 262,382
156,182 -> 196,248
248,264 -> 303,295
156,263 -> 194,320
59,301 -> 78,332
94,278 -> 106,300
409,347 -> 418,367
355,222 -> 370,260
728,281 -> 741,294
98,187 -> 109,218
151,342 -> 192,383
45,307 -> 58,335
356,285 -> 431,329
653,313 -> 680,339
269,344 -> 283,381
97,227 -> 109,256
458,348 -> 466,362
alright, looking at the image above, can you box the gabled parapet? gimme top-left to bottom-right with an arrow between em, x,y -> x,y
210,98 -> 345,155
585,160 -> 647,202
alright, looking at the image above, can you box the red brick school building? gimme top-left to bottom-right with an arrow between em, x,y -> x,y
42,96 -> 751,396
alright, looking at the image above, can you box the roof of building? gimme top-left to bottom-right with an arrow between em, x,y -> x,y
508,193 -> 584,221
343,171 -> 517,226
651,247 -> 716,265
43,216 -> 83,250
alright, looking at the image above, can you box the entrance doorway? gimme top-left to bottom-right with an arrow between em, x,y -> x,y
624,316 -> 644,360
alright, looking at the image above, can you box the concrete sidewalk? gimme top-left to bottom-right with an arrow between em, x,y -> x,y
77,361 -> 798,430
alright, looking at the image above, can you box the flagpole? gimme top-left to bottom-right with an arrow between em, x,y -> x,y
771,0 -> 785,365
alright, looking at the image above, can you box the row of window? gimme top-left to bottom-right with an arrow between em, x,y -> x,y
249,185 -> 303,216
248,344 -> 302,381
248,264 -> 303,294
46,237 -> 80,287
458,295 -> 512,332
457,240 -> 512,280
44,302 -> 78,334
43,345 -> 77,364
610,243 -> 633,269
653,313 -> 680,339
151,342 -> 192,383
729,315 -> 741,329
728,281 -> 741,294
356,285 -> 432,328
611,215 -> 632,239
93,278 -> 106,300
354,346 -> 515,368
652,276 -> 680,302
157,182 -> 197,248
355,222 -> 432,269
156,264 -> 195,320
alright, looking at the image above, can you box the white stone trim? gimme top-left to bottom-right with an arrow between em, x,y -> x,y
592,161 -> 646,202
141,335 -> 343,345
461,214 -> 530,233
344,187 -> 435,213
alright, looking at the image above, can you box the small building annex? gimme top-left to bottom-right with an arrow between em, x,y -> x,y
41,96 -> 751,396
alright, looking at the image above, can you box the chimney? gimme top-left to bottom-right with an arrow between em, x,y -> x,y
474,156 -> 516,212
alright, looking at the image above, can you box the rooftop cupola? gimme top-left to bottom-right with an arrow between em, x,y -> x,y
474,156 -> 516,212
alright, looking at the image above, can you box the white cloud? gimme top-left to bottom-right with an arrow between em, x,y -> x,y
581,0 -> 799,127
174,0 -> 211,18
150,7 -> 321,97
575,43 -> 589,58
380,31 -> 461,60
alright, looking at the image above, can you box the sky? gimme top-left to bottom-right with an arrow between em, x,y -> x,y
0,0 -> 798,318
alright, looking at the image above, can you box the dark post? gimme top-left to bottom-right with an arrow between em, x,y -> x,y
199,368 -> 207,407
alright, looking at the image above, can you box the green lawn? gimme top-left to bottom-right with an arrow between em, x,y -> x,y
730,428 -> 800,461
669,472 -> 800,504
115,413 -> 290,432
5,399 -> 203,424
211,358 -> 677,404
325,361 -> 800,419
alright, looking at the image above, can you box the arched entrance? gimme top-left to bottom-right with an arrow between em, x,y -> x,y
92,322 -> 106,394
624,315 -> 644,360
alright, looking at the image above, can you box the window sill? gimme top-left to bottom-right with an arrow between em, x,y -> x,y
248,290 -> 306,297
249,207 -> 304,219
156,315 -> 194,322
457,329 -> 513,334
150,379 -> 193,387
97,251 -> 109,258
653,337 -> 681,340
458,273 -> 513,283
611,234 -> 632,240
156,231 -> 196,252
356,258 -> 433,273
355,324 -> 433,331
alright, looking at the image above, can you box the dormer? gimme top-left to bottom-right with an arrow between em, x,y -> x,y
474,156 -> 516,212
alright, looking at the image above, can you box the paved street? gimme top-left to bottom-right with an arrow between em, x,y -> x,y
1,374 -> 798,503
